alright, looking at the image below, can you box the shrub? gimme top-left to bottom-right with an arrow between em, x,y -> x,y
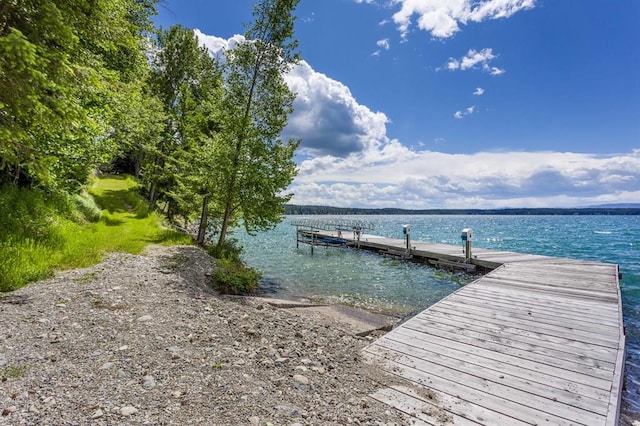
206,237 -> 243,263
73,191 -> 102,222
212,257 -> 261,295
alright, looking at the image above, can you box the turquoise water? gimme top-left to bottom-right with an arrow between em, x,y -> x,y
235,215 -> 640,417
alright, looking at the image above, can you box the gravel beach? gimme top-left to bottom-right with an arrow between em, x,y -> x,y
0,245 -> 413,425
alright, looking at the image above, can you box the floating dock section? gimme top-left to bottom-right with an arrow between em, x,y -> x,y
299,227 -> 626,425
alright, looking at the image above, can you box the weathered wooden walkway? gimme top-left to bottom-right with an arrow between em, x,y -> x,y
305,231 -> 626,425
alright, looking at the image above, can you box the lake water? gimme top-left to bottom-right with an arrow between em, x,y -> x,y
234,214 -> 640,418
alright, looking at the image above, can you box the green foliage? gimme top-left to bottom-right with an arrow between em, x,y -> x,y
144,25 -> 223,225
0,175 -> 190,292
206,237 -> 243,262
212,257 -> 261,295
213,0 -> 301,249
0,0 -> 158,190
73,191 -> 103,222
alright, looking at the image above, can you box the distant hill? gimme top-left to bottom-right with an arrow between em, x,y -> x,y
588,203 -> 640,208
285,204 -> 640,216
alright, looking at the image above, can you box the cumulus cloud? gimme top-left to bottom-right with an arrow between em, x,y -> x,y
289,150 -> 640,208
388,0 -> 535,39
193,29 -> 244,61
473,87 -> 485,95
284,61 -> 397,158
195,31 -> 401,160
193,31 -> 640,209
447,48 -> 505,75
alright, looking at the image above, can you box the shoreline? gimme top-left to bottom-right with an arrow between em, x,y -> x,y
0,245 -> 413,425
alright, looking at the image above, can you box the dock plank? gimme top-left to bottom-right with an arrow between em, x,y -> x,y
353,233 -> 625,425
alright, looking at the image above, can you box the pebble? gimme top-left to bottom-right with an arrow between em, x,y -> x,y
91,409 -> 104,419
142,375 -> 156,389
293,374 -> 310,385
137,315 -> 153,322
100,362 -> 115,370
248,416 -> 260,425
120,406 -> 138,416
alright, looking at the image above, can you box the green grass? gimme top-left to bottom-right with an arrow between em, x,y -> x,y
0,174 -> 192,292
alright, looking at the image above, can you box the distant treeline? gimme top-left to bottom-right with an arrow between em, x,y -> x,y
284,205 -> 640,216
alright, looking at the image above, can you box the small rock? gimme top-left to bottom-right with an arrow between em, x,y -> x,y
118,345 -> 128,351
2,406 -> 17,415
137,315 -> 153,322
120,406 -> 138,416
294,366 -> 308,372
293,374 -> 309,385
171,390 -> 182,398
91,409 -> 104,419
248,416 -> 260,425
142,375 -> 156,389
100,362 -> 115,370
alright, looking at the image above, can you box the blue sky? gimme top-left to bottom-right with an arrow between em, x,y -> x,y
155,0 -> 640,209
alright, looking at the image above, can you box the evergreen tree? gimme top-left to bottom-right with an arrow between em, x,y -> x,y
147,25 -> 222,228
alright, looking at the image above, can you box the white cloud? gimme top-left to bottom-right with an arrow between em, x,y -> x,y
284,60 -> 398,159
454,105 -> 476,119
377,39 -> 391,50
193,29 -> 244,61
485,64 -> 505,75
473,87 -> 485,96
447,48 -> 505,75
195,31 -> 396,160
290,150 -> 640,209
194,32 -> 640,209
388,0 -> 535,39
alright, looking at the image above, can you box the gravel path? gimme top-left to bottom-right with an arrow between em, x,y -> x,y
0,245 -> 414,425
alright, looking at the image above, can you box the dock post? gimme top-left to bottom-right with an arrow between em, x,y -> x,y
461,228 -> 472,261
403,225 -> 411,254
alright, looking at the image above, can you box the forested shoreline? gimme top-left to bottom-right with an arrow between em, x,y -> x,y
285,204 -> 640,215
1,0 -> 302,292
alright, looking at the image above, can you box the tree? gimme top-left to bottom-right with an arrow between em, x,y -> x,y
146,25 -> 222,230
0,0 -> 158,190
212,0 -> 301,250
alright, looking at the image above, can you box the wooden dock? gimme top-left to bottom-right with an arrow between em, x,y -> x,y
305,230 -> 626,425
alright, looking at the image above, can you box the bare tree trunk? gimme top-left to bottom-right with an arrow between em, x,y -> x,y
197,195 -> 209,245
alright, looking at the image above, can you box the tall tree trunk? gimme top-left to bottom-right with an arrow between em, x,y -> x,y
197,195 -> 209,245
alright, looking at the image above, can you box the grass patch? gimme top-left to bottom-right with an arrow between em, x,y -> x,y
0,365 -> 27,381
0,174 -> 191,292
